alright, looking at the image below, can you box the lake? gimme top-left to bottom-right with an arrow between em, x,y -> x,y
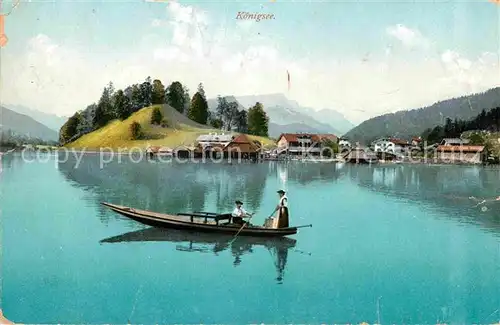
1,152 -> 500,324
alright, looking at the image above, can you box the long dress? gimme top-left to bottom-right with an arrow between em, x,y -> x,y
277,206 -> 289,228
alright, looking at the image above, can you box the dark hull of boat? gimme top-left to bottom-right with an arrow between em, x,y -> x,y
101,202 -> 298,237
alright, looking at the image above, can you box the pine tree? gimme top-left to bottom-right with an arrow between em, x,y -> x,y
93,86 -> 114,128
187,92 -> 209,124
113,90 -> 132,120
139,77 -> 153,108
247,102 -> 269,137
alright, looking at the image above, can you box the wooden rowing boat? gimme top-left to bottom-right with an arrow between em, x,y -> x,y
101,202 -> 302,237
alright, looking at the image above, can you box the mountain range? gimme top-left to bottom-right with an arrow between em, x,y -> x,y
343,87 -> 500,143
0,106 -> 59,142
206,93 -> 355,138
5,104 -> 68,132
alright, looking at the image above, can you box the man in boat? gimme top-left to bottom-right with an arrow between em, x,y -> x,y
231,200 -> 253,225
270,190 -> 289,228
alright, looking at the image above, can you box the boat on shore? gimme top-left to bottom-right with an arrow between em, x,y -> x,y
101,202 -> 309,237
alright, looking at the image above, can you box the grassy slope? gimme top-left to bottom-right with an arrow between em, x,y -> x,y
66,104 -> 274,150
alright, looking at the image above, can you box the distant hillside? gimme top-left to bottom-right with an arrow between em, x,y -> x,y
6,104 -> 68,132
207,93 -> 352,137
344,87 -> 500,143
302,108 -> 356,134
0,106 -> 58,141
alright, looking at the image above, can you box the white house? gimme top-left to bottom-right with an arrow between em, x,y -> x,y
196,133 -> 234,148
372,138 -> 412,154
338,139 -> 352,149
440,138 -> 470,146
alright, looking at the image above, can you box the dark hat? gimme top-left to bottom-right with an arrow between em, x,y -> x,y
277,190 -> 285,194
235,200 -> 243,205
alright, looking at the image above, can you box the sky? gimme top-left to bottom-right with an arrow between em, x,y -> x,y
1,0 -> 499,124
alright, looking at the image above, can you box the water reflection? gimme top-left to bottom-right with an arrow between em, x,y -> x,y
100,228 -> 296,284
267,161 -> 343,185
343,164 -> 500,235
57,156 -> 269,224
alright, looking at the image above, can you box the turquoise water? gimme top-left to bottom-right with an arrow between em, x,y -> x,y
1,153 -> 500,324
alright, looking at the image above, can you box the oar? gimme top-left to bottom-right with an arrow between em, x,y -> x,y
295,224 -> 312,229
230,213 -> 255,243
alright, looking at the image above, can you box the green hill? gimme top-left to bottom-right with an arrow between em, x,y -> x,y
65,104 -> 274,150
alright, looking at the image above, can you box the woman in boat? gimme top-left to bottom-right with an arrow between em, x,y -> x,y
271,190 -> 289,228
231,200 -> 253,225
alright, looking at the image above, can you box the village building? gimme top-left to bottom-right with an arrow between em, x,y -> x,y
196,133 -> 233,147
338,139 -> 352,149
223,134 -> 261,160
168,133 -> 262,161
436,145 -> 485,164
146,146 -> 173,158
343,147 -> 378,164
372,138 -> 412,154
411,137 -> 422,147
440,138 -> 470,146
276,133 -> 337,157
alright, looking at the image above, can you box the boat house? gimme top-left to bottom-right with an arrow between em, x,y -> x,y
436,145 -> 485,164
224,134 -> 261,160
343,147 -> 378,164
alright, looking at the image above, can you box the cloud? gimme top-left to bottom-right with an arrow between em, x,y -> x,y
386,24 -> 430,50
1,1 -> 500,125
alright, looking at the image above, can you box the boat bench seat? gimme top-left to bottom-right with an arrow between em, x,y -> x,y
177,212 -> 233,225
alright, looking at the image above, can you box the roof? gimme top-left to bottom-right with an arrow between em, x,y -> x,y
390,138 -> 410,145
318,134 -> 338,141
231,134 -> 252,144
225,134 -> 260,152
436,145 -> 485,152
412,137 -> 422,142
277,133 -> 329,143
441,138 -> 470,144
146,146 -> 161,153
196,134 -> 234,142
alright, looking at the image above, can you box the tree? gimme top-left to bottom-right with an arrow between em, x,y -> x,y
139,77 -> 153,108
93,85 -> 114,128
321,138 -> 339,157
197,83 -> 206,100
125,84 -> 143,113
234,109 -> 248,133
152,79 -> 165,104
225,102 -> 239,131
187,92 -> 209,124
208,111 -> 222,129
130,122 -> 143,140
77,103 -> 97,134
151,106 -> 163,125
215,96 -> 228,126
113,90 -> 132,120
165,81 -> 187,113
247,102 -> 269,137
183,85 -> 191,114
59,112 -> 81,144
